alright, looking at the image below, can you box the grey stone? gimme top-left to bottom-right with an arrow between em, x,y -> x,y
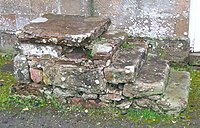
133,98 -> 162,113
99,94 -> 124,102
145,37 -> 190,63
53,87 -> 76,98
123,57 -> 170,98
116,100 -> 132,109
106,84 -> 123,95
43,64 -> 107,94
82,93 -> 98,100
147,95 -> 162,101
157,70 -> 190,115
17,14 -> 111,47
14,54 -> 31,83
104,39 -> 147,84
189,53 -> 200,66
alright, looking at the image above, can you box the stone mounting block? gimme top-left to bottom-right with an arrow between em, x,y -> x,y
16,14 -> 111,47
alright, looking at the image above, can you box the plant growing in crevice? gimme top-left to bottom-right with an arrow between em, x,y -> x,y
122,42 -> 136,49
86,49 -> 93,59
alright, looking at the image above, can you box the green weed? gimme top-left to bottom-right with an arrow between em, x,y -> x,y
86,50 -> 93,59
122,42 -> 135,49
0,54 -> 12,66
125,108 -> 173,124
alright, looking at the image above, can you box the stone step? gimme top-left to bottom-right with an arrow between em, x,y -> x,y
157,70 -> 190,115
104,38 -> 147,84
123,57 -> 170,98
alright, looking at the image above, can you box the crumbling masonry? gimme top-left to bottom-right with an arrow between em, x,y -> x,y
13,14 -> 190,115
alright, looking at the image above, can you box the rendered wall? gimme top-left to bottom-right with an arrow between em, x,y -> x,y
0,0 -> 190,36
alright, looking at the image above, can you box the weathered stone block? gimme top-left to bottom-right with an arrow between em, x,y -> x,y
82,93 -> 98,100
99,93 -> 124,102
91,39 -> 121,60
104,39 -> 147,84
116,100 -> 132,109
157,70 -> 190,115
17,43 -> 62,57
53,87 -> 76,98
189,53 -> 200,66
133,98 -> 162,113
145,37 -> 190,63
123,57 -> 170,98
14,54 -> 31,83
43,64 -> 107,94
17,14 -> 111,47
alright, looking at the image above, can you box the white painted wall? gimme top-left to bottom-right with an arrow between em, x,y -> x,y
189,0 -> 200,52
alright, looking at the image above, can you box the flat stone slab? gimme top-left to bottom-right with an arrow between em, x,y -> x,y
157,70 -> 190,115
17,14 -> 111,47
104,38 -> 147,84
123,57 -> 170,98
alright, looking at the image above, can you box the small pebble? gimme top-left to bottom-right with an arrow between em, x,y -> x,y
85,109 -> 88,113
121,110 -> 127,115
180,116 -> 186,119
22,108 -> 29,111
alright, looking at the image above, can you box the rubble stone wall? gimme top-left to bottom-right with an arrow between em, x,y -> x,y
12,14 -> 191,115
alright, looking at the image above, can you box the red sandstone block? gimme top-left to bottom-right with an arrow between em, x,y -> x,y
30,68 -> 43,84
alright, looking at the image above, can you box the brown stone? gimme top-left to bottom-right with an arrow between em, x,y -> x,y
30,68 -> 43,83
17,14 -> 111,47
